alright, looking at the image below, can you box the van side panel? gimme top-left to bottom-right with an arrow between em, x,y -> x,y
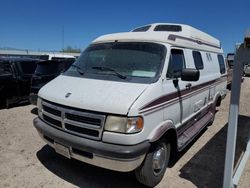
126,48 -> 227,146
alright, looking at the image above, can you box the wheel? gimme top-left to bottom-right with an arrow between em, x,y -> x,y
135,140 -> 171,187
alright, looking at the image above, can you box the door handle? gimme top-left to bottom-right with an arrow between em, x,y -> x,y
186,83 -> 192,89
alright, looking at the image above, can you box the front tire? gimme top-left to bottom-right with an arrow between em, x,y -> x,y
135,140 -> 171,187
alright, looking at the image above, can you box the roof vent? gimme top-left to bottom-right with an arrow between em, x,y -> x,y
154,25 -> 182,32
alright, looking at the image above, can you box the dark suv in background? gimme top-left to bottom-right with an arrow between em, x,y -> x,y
29,59 -> 75,104
0,57 -> 39,108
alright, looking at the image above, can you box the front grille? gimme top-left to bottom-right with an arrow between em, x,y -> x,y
43,114 -> 62,128
41,100 -> 105,140
66,113 -> 101,126
43,105 -> 61,116
65,123 -> 99,137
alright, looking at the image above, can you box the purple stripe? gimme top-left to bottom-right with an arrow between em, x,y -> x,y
140,76 -> 227,113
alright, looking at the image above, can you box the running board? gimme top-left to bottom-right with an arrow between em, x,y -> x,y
177,111 -> 213,150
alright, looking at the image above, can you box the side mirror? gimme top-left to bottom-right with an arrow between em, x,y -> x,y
181,68 -> 200,81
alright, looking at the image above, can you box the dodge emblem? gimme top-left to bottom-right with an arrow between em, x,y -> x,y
65,92 -> 71,98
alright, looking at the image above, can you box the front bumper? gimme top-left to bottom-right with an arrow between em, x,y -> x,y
33,117 -> 150,172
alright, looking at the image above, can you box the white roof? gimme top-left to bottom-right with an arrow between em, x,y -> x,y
93,23 -> 223,53
42,53 -> 76,58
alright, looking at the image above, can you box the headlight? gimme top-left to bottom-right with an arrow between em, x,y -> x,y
37,97 -> 42,118
105,116 -> 143,134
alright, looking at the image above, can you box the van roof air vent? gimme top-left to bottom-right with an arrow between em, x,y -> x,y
132,25 -> 151,32
154,25 -> 182,32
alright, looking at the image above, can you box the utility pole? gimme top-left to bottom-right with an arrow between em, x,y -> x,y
62,26 -> 64,54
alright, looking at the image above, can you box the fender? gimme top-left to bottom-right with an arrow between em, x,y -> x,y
213,92 -> 222,106
147,120 -> 177,143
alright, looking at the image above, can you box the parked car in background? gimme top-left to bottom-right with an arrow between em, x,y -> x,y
41,53 -> 76,61
226,53 -> 245,86
29,59 -> 75,105
0,57 -> 39,108
225,59 -> 233,90
227,53 -> 234,69
244,64 -> 250,76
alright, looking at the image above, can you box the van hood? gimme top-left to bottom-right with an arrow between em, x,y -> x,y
39,75 -> 148,115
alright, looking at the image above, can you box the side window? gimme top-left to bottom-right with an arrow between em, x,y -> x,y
192,51 -> 204,70
0,62 -> 12,74
167,49 -> 185,78
217,55 -> 226,74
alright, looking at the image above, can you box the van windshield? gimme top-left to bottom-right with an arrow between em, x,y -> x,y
64,42 -> 166,83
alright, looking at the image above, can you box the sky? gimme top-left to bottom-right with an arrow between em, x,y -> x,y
0,0 -> 249,54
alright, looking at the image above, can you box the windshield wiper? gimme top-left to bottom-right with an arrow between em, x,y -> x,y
71,64 -> 84,75
91,66 -> 127,79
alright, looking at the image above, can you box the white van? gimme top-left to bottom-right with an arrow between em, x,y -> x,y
33,23 -> 227,187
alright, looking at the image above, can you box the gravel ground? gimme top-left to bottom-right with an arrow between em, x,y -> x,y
0,78 -> 250,188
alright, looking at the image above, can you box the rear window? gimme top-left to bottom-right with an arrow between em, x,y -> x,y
51,57 -> 75,61
217,55 -> 226,74
192,51 -> 204,70
35,62 -> 61,75
19,61 -> 37,74
35,61 -> 73,75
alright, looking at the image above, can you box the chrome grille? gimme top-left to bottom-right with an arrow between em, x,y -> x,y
41,100 -> 105,140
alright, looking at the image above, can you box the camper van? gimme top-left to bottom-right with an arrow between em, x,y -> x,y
33,23 -> 227,187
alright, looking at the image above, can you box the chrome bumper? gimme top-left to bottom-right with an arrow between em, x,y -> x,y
38,132 -> 145,172
34,117 -> 149,172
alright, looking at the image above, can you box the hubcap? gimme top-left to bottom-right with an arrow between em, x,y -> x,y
152,144 -> 167,175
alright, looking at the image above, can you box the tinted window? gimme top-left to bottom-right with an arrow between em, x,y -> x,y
19,61 -> 37,74
39,55 -> 50,60
0,62 -> 12,75
218,55 -> 226,74
132,25 -> 151,32
154,25 -> 182,32
167,49 -> 185,78
35,62 -> 62,75
35,59 -> 74,75
51,57 -> 75,61
192,51 -> 204,70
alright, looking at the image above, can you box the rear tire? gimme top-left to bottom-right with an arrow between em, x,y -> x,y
135,140 -> 171,187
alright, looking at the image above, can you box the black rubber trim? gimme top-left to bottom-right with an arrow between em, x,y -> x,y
33,117 -> 150,159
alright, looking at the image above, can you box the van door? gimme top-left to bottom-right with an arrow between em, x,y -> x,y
162,48 -> 191,130
189,51 -> 210,119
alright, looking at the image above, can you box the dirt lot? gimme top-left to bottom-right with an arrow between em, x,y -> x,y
0,78 -> 250,188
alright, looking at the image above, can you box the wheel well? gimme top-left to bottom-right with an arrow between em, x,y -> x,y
216,96 -> 222,107
162,129 -> 178,162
